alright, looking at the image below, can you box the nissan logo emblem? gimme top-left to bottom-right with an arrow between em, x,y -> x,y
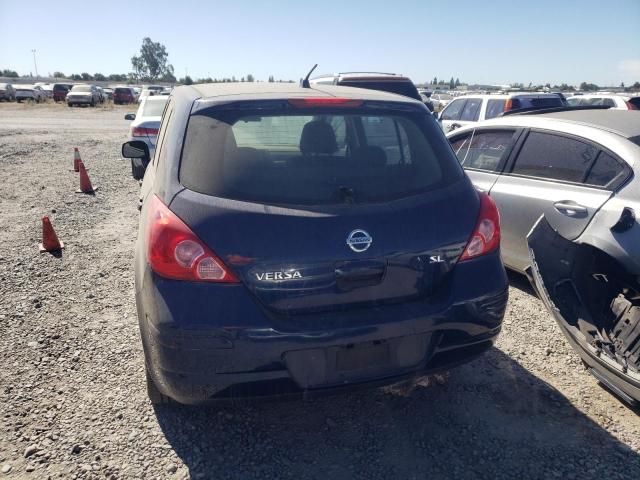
346,229 -> 373,253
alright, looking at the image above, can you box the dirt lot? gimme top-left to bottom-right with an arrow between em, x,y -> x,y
0,102 -> 639,480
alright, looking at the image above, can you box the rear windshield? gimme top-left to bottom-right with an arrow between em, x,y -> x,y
71,85 -> 91,92
142,98 -> 168,116
338,80 -> 422,101
114,88 -> 131,94
53,84 -> 68,91
180,104 -> 462,206
510,95 -> 565,110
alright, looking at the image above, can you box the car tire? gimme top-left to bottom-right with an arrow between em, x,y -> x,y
131,158 -> 146,180
90,100 -> 95,107
145,368 -> 174,405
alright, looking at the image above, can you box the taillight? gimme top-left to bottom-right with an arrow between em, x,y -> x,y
625,101 -> 638,110
146,195 -> 239,283
288,98 -> 363,108
460,192 -> 501,261
132,126 -> 159,136
503,99 -> 513,111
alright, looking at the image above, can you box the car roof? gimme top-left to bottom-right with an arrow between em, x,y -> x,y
177,82 -> 423,106
455,110 -> 640,140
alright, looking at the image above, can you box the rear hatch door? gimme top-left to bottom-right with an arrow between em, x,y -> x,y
169,98 -> 478,314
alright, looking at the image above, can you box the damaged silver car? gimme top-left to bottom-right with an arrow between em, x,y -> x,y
449,109 -> 640,404
526,111 -> 640,405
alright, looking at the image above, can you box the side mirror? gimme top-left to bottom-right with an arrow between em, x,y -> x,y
122,140 -> 149,160
124,113 -> 136,121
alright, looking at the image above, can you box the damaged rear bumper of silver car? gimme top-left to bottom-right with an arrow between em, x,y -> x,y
527,216 -> 640,406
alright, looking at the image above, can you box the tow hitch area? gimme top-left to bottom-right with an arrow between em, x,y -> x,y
527,216 -> 640,405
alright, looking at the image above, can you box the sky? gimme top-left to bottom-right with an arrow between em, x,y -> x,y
1,0 -> 639,86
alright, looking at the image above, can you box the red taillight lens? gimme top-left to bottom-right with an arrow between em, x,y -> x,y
460,192 -> 501,262
132,126 -> 159,136
288,98 -> 363,108
503,99 -> 513,111
625,101 -> 638,110
146,195 -> 239,283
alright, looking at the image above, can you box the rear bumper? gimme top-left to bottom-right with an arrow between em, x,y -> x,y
527,217 -> 640,405
67,97 -> 93,104
136,252 -> 508,404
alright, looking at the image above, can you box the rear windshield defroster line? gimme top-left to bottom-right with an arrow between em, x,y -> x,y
179,103 -> 463,207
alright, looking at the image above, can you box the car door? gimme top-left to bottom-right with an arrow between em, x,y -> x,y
449,128 -> 521,193
439,98 -> 466,133
489,129 -> 614,272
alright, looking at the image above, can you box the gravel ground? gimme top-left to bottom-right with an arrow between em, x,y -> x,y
0,102 -> 639,480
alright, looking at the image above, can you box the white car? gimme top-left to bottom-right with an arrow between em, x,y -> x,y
15,85 -> 46,103
124,95 -> 168,177
439,92 -> 567,133
567,94 -> 639,110
430,92 -> 453,111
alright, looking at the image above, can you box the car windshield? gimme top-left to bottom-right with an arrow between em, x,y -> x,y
180,104 -> 462,206
71,85 -> 91,92
142,98 -> 168,117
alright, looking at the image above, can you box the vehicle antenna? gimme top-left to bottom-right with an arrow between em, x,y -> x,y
300,64 -> 318,88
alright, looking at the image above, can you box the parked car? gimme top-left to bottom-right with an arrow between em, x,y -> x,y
430,92 -> 453,112
121,82 -> 508,405
66,84 -> 100,107
0,83 -> 16,101
41,84 -> 53,99
137,89 -> 155,103
517,111 -> 638,405
102,88 -> 114,100
439,93 -> 568,133
96,87 -> 106,103
52,83 -> 71,102
567,94 -> 639,110
15,85 -> 46,103
124,95 -> 168,177
447,108 -> 634,272
113,87 -> 136,105
310,72 -> 423,101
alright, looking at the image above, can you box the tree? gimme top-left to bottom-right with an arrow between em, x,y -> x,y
449,77 -> 455,90
432,76 -> 438,85
579,81 -> 598,91
81,72 -> 93,81
71,73 -> 82,81
246,74 -> 255,82
455,78 -> 460,87
180,75 -> 193,85
130,37 -> 174,82
53,71 -> 65,78
94,73 -> 106,81
1,69 -> 19,78
268,75 -> 274,83
632,81 -> 640,90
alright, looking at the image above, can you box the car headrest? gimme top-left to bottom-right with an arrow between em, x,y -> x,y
299,120 -> 337,155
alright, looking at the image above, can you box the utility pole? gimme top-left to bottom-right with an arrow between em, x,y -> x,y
31,49 -> 38,78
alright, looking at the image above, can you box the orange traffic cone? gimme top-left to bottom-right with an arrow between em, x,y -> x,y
39,216 -> 64,252
72,147 -> 82,172
76,161 -> 97,194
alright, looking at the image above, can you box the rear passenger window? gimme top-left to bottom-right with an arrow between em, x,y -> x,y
585,151 -> 626,188
459,98 -> 481,121
485,99 -> 506,119
456,130 -> 515,172
511,132 -> 598,183
361,116 -> 411,164
441,99 -> 465,121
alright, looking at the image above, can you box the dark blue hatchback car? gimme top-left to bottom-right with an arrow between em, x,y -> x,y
121,83 -> 508,405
